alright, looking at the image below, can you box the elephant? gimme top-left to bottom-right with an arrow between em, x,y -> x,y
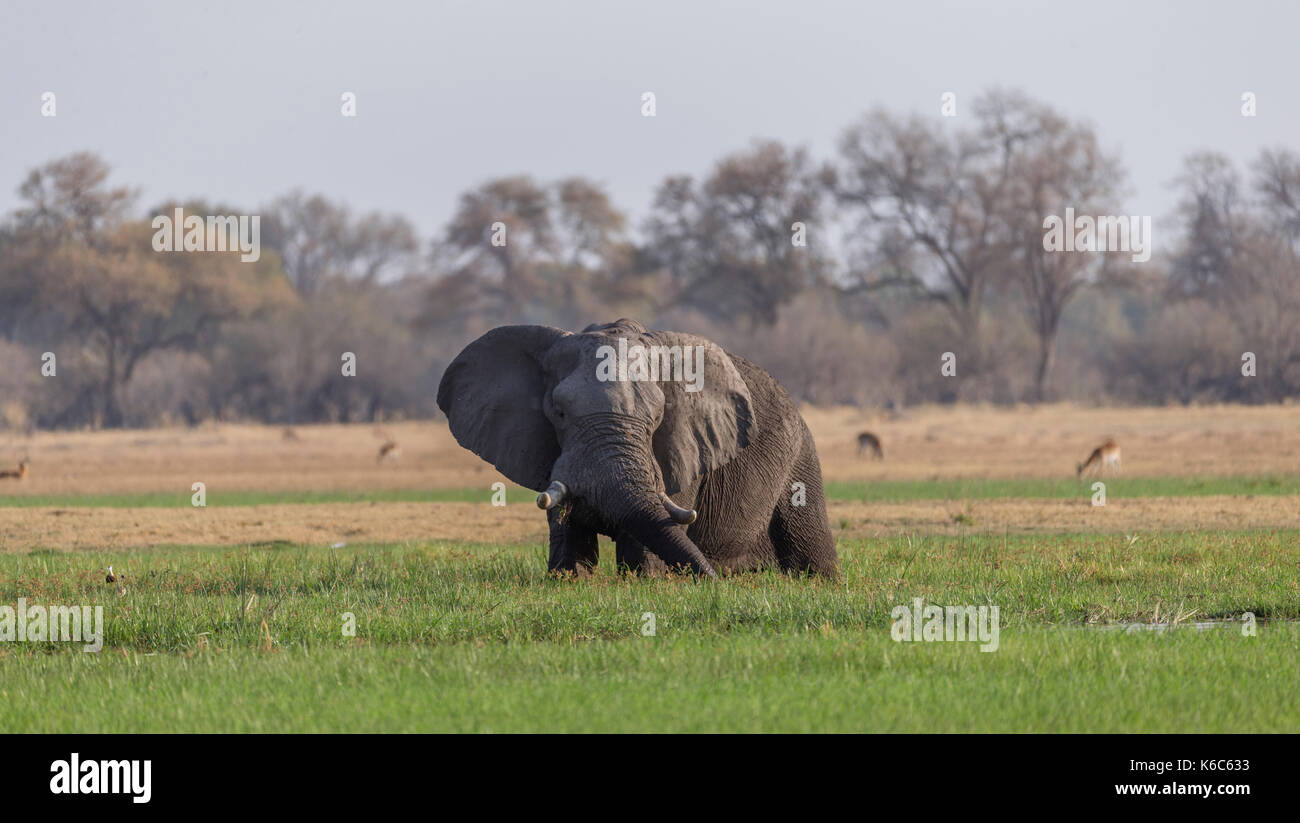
436,319 -> 838,579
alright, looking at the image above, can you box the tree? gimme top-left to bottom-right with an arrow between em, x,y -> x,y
347,211 -> 419,284
434,176 -> 554,323
992,91 -> 1125,400
11,152 -> 135,246
38,221 -> 291,426
261,191 -> 417,295
546,177 -> 638,328
1167,153 -> 1246,300
831,107 -> 1016,373
0,153 -> 137,338
644,140 -> 830,326
1167,149 -> 1300,400
1,156 -> 294,426
426,176 -> 633,330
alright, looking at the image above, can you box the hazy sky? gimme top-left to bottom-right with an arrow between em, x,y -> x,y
3,0 -> 1296,243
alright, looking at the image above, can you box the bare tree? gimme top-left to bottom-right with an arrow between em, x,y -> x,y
993,91 -> 1125,400
434,176 -> 554,323
427,175 -> 633,330
262,192 -> 417,294
1168,152 -> 1248,300
347,211 -> 419,284
259,192 -> 347,295
644,140 -> 830,326
1167,149 -> 1300,399
11,152 -> 135,246
548,178 -> 637,327
831,107 -> 1016,373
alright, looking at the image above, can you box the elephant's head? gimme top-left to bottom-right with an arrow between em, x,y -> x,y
436,319 -> 754,576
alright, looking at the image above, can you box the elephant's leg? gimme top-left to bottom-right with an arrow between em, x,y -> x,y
770,436 -> 839,579
547,509 -> 600,575
615,533 -> 667,577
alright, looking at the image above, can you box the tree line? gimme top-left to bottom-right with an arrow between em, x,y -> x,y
1,88 -> 1297,430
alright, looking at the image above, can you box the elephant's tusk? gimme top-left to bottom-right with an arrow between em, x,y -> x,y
660,493 -> 697,526
537,481 -> 568,510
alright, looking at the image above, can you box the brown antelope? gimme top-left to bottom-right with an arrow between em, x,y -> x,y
377,441 -> 400,463
1077,439 -> 1121,478
0,460 -> 28,480
856,431 -> 884,459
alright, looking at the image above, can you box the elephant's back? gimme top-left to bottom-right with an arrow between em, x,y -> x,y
725,352 -> 803,429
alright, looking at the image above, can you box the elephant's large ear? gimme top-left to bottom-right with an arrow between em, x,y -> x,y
648,332 -> 755,495
437,325 -> 569,491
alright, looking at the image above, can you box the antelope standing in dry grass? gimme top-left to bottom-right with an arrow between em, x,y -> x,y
377,441 -> 400,463
856,431 -> 884,459
1077,439 -> 1121,478
0,459 -> 28,480
373,418 -> 400,463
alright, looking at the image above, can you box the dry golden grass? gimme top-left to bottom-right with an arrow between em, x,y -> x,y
0,420 -> 488,497
0,404 -> 1296,552
0,403 -> 1295,499
805,402 -> 1300,481
0,502 -> 543,553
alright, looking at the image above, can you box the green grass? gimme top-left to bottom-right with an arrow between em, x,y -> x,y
1,531 -> 1297,731
4,629 -> 1297,733
1,473 -> 1298,509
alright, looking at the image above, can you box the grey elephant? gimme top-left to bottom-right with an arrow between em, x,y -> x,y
436,319 -> 838,579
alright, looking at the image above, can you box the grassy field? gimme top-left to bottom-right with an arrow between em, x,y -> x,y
0,404 -> 1297,732
5,629 -> 1297,733
1,533 -> 1296,732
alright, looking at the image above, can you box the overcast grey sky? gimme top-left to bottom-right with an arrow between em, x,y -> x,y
2,0 -> 1296,242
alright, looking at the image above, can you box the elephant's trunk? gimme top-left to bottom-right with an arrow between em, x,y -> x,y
550,474 -> 714,576
553,415 -> 715,577
611,493 -> 716,577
